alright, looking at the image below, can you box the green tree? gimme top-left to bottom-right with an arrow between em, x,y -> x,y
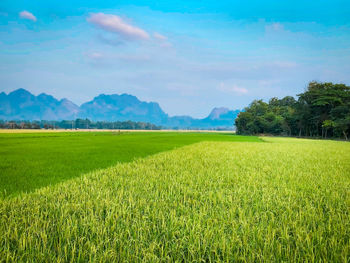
322,120 -> 334,138
235,81 -> 350,139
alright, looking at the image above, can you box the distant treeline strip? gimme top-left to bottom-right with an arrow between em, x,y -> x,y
235,81 -> 350,140
0,119 -> 161,130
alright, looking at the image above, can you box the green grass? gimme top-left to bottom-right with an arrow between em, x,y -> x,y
0,131 -> 260,197
0,137 -> 349,261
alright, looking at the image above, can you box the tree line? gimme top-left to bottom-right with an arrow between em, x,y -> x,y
235,82 -> 350,140
0,119 -> 161,130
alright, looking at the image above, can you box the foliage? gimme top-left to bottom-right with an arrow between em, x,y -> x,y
0,138 -> 349,261
0,118 -> 161,130
0,132 -> 260,197
235,82 -> 350,139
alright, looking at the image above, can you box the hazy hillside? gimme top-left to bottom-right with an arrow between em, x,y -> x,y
0,89 -> 239,129
0,89 -> 79,120
79,93 -> 168,124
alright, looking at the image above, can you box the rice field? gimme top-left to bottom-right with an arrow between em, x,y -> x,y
0,135 -> 349,262
0,131 -> 258,198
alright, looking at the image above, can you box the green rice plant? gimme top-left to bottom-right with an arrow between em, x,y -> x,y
0,132 -> 260,197
0,137 -> 349,262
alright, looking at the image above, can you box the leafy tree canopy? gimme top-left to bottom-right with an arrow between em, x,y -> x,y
235,82 -> 350,140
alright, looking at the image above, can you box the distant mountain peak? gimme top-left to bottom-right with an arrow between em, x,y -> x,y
9,88 -> 32,97
79,92 -> 168,122
11,88 -> 30,93
60,98 -> 73,103
37,93 -> 57,104
120,93 -> 135,97
0,88 -> 240,129
38,92 -> 53,98
1,89 -> 78,121
208,107 -> 230,119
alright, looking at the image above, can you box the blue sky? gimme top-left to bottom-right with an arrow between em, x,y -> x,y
1,0 -> 349,117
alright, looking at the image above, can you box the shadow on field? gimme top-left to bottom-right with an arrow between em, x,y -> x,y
0,132 -> 261,198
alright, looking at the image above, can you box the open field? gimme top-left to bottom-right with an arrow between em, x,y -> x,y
0,131 -> 258,197
0,134 -> 349,261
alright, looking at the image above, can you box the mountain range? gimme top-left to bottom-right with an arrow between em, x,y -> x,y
0,89 -> 240,129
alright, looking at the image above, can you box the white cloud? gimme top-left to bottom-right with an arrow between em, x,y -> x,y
159,42 -> 173,48
218,83 -> 248,95
85,51 -> 152,68
232,86 -> 248,94
153,32 -> 173,47
153,32 -> 167,41
87,13 -> 149,41
117,54 -> 151,62
265,22 -> 284,32
19,11 -> 37,22
87,52 -> 103,59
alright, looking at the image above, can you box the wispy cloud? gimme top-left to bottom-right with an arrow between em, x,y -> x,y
87,13 -> 149,41
232,86 -> 248,94
87,52 -> 103,60
218,83 -> 248,95
19,11 -> 37,22
265,22 -> 284,32
153,32 -> 167,41
85,51 -> 151,68
153,32 -> 172,47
